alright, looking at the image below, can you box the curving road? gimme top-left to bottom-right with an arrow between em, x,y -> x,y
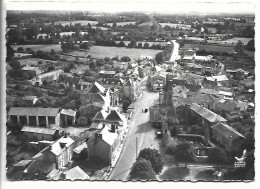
108,77 -> 160,181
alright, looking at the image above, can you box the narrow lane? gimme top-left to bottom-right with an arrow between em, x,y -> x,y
108,78 -> 159,180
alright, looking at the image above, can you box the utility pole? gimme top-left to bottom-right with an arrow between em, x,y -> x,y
136,137 -> 138,159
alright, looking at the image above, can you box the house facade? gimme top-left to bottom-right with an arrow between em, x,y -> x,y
80,82 -> 111,111
148,73 -> 166,92
87,125 -> 120,164
31,70 -> 64,86
48,136 -> 75,169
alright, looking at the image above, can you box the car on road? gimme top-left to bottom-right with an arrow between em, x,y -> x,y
156,131 -> 162,138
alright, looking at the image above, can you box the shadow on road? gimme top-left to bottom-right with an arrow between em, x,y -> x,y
159,167 -> 190,181
135,122 -> 154,134
194,169 -> 216,181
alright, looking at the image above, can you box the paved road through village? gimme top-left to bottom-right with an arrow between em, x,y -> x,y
108,77 -> 160,181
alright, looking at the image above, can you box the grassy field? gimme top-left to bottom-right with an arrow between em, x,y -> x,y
84,46 -> 161,59
16,58 -> 57,66
183,43 -> 235,53
106,21 -> 136,26
220,37 -> 253,45
11,44 -> 62,52
159,23 -> 191,30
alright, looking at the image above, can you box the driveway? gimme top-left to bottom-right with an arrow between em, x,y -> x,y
108,77 -> 160,180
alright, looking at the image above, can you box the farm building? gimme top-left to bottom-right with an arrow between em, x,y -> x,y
8,107 -> 61,128
211,122 -> 245,149
21,126 -> 62,141
21,66 -> 42,79
21,96 -> 38,106
31,69 -> 64,86
60,109 -> 77,126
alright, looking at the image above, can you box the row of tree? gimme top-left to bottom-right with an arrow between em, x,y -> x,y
94,39 -> 165,50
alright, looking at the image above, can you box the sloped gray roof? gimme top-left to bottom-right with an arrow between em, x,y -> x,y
8,107 -> 59,117
190,103 -> 227,123
21,126 -> 58,135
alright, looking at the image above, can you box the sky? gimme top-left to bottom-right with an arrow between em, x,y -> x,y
5,0 -> 256,15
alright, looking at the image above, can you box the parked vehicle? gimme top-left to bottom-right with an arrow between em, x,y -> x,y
156,131 -> 162,138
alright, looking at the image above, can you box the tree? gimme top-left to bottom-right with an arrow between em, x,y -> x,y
129,158 -> 156,180
118,41 -> 125,47
112,22 -> 117,28
241,131 -> 255,151
6,43 -> 14,62
42,80 -> 48,86
166,67 -> 173,72
69,63 -> 75,69
189,124 -> 203,135
143,42 -> 149,49
137,42 -> 143,48
26,24 -> 39,40
26,48 -> 32,53
17,47 -> 24,52
138,148 -> 164,174
179,32 -> 184,37
83,69 -> 93,76
122,97 -> 131,112
246,39 -> 255,51
155,52 -> 165,64
165,138 -> 179,156
89,61 -> 97,71
170,126 -> 178,137
63,66 -> 71,73
207,147 -> 228,167
47,65 -> 55,72
235,40 -> 243,53
80,42 -> 90,50
61,41 -> 75,53
175,143 -> 193,167
128,39 -> 137,48
121,56 -> 131,62
112,56 -> 119,61
9,60 -> 23,71
245,151 -> 255,169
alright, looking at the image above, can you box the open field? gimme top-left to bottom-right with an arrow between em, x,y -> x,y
220,37 -> 253,45
11,44 -> 62,52
106,21 -> 136,26
159,23 -> 191,30
16,58 -> 57,66
183,43 -> 235,53
85,46 -> 161,59
91,26 -> 110,31
45,20 -> 98,26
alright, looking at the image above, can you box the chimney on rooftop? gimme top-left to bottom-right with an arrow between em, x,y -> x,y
95,132 -> 102,140
59,142 -> 66,149
60,172 -> 66,180
111,124 -> 116,133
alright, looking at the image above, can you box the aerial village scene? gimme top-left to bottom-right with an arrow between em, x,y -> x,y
5,1 -> 255,181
